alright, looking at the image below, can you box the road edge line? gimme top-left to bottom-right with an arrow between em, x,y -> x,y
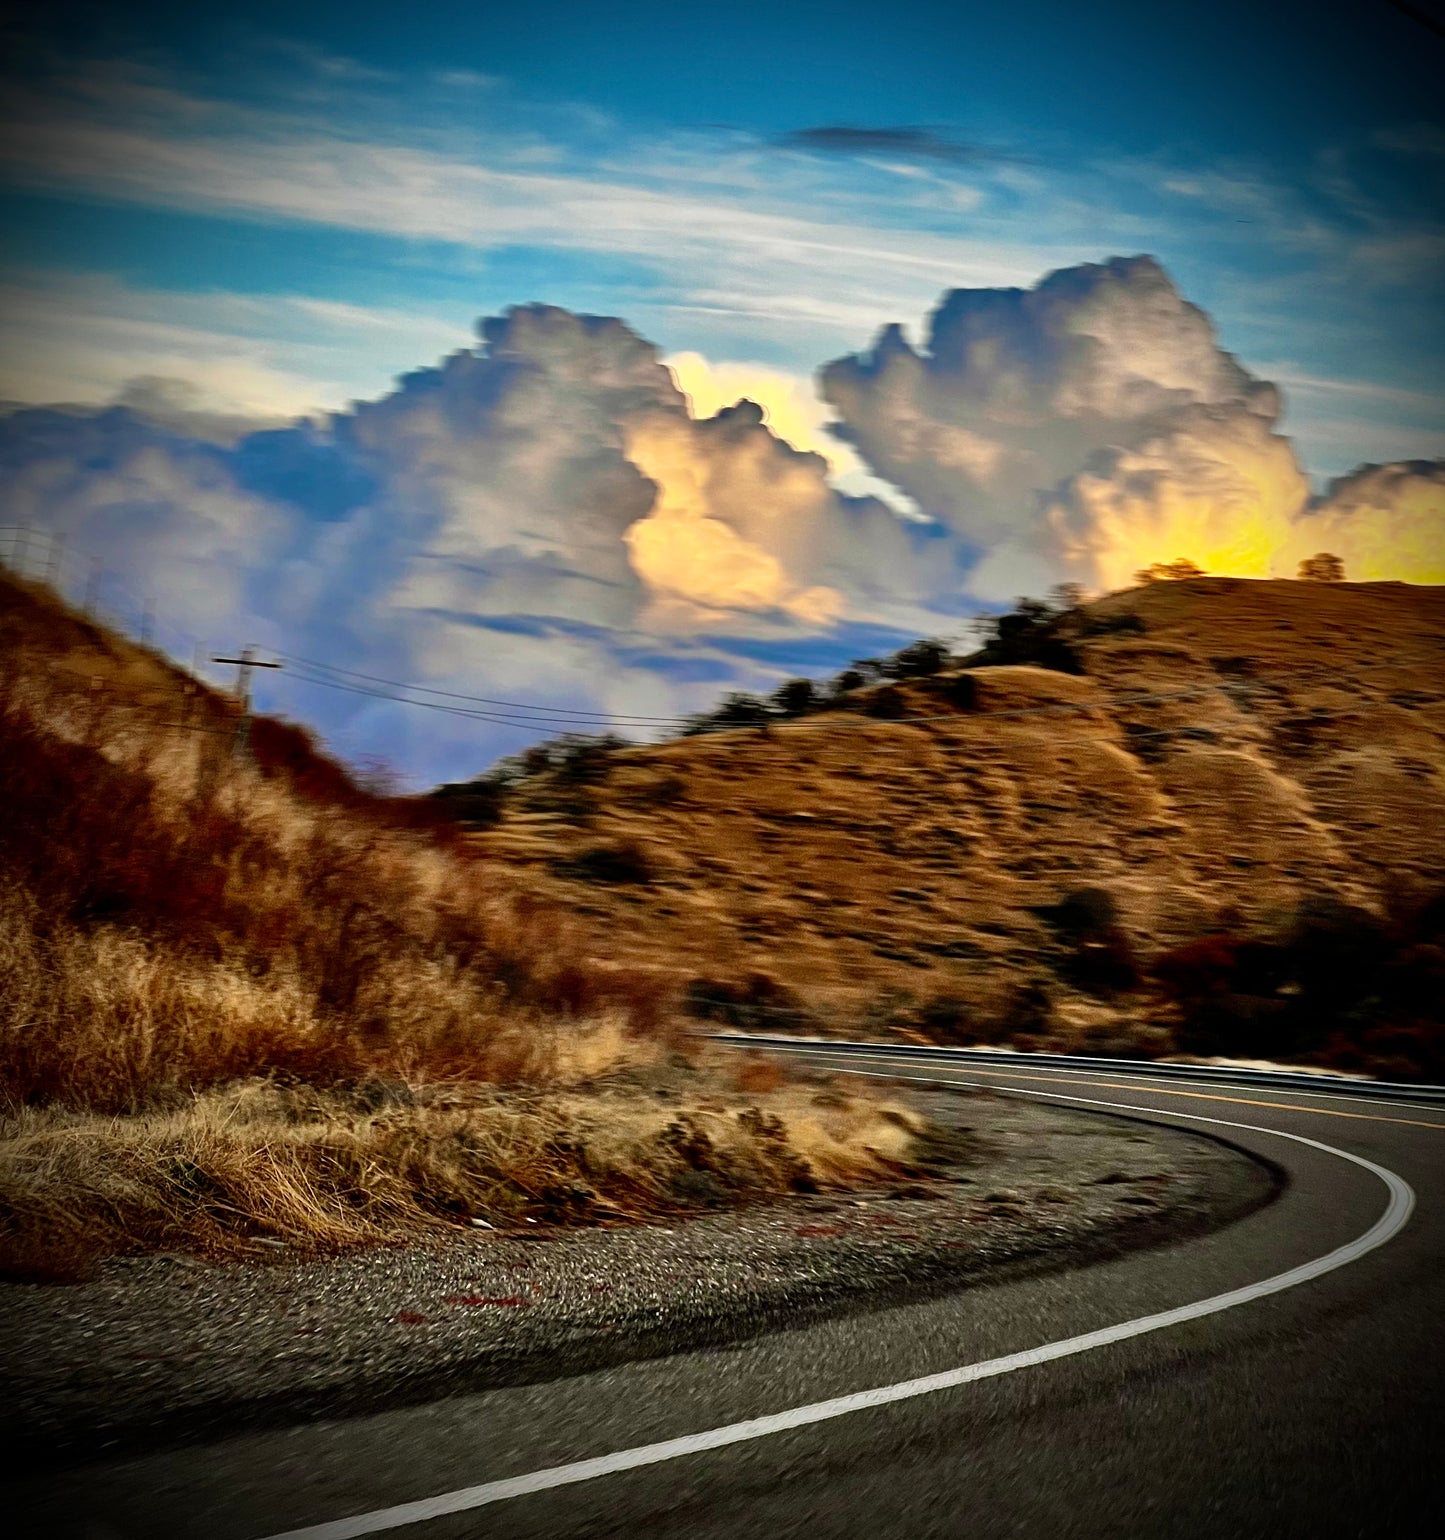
258,1086 -> 1414,1540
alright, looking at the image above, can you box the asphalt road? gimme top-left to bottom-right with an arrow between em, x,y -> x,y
10,1054 -> 1444,1540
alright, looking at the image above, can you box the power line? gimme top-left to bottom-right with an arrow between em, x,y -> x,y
278,649 -> 1249,726
279,648 -> 1443,742
280,662 -> 688,731
6,525 -> 1442,747
278,652 -> 698,723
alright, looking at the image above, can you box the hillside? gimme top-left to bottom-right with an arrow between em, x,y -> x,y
467,579 -> 1445,1074
0,568 -> 923,1276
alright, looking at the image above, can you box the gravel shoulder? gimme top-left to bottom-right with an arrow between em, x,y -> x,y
0,1085 -> 1279,1467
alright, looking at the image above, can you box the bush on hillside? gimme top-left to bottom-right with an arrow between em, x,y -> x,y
1298,552 -> 1346,582
862,685 -> 908,719
827,667 -> 869,698
681,692 -> 773,735
1149,893 -> 1445,1079
770,678 -> 820,717
429,733 -> 630,825
968,593 -> 1085,674
557,839 -> 656,885
881,638 -> 953,678
1035,887 -> 1142,997
430,776 -> 510,828
965,588 -> 1147,675
683,972 -> 812,1032
1135,558 -> 1205,583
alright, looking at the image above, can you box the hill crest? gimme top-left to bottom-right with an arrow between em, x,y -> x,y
467,577 -> 1445,1066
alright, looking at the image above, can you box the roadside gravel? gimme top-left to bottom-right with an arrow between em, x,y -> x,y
0,1086 -> 1277,1466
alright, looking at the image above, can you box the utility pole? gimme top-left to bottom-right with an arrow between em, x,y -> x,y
211,647 -> 282,761
44,533 -> 66,590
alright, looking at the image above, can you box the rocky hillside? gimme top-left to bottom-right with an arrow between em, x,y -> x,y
467,579 -> 1445,1071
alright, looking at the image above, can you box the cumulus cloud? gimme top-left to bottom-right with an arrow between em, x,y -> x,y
822,253 -> 1441,597
623,403 -> 845,626
0,302 -> 934,778
821,255 -> 1278,550
666,352 -> 860,478
1043,432 -> 1442,596
1044,404 -> 1313,595
664,351 -> 921,516
0,404 -> 288,632
1295,461 -> 1445,583
2,264 -> 1439,784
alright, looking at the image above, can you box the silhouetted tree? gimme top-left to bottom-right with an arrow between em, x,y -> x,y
1298,552 -> 1345,582
681,692 -> 773,734
881,638 -> 952,678
1135,557 -> 1205,583
770,678 -> 819,717
1048,581 -> 1088,611
828,667 -> 867,697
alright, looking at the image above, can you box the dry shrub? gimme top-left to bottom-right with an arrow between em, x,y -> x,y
1146,893 -> 1445,1079
0,1076 -> 923,1275
0,661 -> 676,1110
683,972 -> 812,1032
0,579 -> 935,1272
731,1053 -> 786,1094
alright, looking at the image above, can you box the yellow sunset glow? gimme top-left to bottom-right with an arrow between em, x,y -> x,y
623,414 -> 843,623
665,352 -> 864,479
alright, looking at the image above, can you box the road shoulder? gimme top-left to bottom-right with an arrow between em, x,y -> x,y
0,1086 -> 1279,1467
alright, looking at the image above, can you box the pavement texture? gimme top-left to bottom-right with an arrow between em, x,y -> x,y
5,1058 -> 1442,1540
0,1091 -> 1271,1463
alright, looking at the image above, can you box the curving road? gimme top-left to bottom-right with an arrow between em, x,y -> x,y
11,1051 -> 1444,1540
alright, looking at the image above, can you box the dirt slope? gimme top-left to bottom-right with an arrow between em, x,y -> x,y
471,579 -> 1445,1046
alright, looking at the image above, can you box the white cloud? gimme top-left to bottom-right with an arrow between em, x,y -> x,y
1,303 -> 938,776
1045,404 -> 1312,593
820,256 -> 1443,599
0,271 -> 477,430
0,407 -> 288,635
3,256 -> 1439,784
1296,461 -> 1445,583
0,68 -> 1097,377
821,254 -> 1276,551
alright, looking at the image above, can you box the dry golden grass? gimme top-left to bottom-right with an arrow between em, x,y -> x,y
471,579 -> 1445,1058
0,581 -> 677,1111
0,572 -> 933,1274
0,1058 -> 919,1276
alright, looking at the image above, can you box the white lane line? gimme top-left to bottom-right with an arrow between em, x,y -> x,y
258,1092 -> 1415,1540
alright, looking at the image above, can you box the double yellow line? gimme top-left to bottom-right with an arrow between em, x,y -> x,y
806,1055 -> 1445,1133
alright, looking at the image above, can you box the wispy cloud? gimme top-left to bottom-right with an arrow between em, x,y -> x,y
773,125 -> 1021,165
0,270 -> 471,415
0,72 -> 1099,371
1266,368 -> 1445,411
1,53 -> 1439,487
0,101 -> 1050,283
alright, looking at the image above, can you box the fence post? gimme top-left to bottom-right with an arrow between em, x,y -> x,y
45,533 -> 66,590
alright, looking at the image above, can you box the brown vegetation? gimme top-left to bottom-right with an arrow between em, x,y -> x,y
462,578 -> 1445,1079
0,572 -> 920,1276
0,1064 -> 918,1278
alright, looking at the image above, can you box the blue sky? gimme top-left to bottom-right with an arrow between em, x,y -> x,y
1,1 -> 1441,782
